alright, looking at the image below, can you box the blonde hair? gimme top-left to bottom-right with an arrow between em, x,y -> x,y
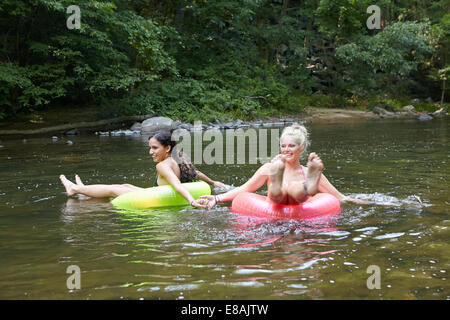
280,123 -> 309,151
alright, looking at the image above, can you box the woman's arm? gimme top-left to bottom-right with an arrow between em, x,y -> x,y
317,173 -> 346,201
156,162 -> 203,207
196,170 -> 228,188
318,172 -> 372,204
199,164 -> 269,209
217,164 -> 269,202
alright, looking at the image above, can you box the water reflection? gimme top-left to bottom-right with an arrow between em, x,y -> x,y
60,197 -> 113,218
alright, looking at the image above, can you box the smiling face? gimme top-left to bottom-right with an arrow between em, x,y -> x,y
148,137 -> 171,163
280,135 -> 304,163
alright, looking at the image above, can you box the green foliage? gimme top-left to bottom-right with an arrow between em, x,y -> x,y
0,0 -> 448,121
122,13 -> 178,75
315,0 -> 371,40
335,21 -> 439,97
0,0 -> 176,117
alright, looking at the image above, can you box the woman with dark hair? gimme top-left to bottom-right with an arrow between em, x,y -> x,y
59,130 -> 226,208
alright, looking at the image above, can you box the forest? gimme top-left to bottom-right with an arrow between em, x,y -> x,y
0,0 -> 448,122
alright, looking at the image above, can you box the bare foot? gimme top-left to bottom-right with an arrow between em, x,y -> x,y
59,175 -> 77,196
267,154 -> 286,199
305,153 -> 324,196
75,174 -> 84,186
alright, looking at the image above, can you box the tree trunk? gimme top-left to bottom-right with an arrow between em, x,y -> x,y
0,114 -> 155,136
281,0 -> 289,18
174,0 -> 186,28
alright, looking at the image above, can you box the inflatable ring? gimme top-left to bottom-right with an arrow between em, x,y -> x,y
231,192 -> 341,220
111,181 -> 211,210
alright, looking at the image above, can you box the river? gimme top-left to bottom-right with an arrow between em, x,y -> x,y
0,118 -> 448,299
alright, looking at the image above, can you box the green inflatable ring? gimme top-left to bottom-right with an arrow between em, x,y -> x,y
111,181 -> 211,210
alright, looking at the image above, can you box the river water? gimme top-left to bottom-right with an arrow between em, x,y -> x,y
0,118 -> 448,299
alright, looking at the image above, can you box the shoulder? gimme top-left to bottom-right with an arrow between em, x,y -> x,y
155,162 -> 164,173
158,158 -> 180,172
156,159 -> 172,171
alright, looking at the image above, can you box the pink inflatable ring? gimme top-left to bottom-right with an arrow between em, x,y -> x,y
231,192 -> 341,220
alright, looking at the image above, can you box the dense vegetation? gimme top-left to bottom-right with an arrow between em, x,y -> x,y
0,0 -> 448,122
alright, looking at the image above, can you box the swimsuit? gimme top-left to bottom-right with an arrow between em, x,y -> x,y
300,165 -> 306,180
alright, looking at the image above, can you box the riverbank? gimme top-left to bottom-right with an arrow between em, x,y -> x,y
0,105 -> 447,138
302,107 -> 380,122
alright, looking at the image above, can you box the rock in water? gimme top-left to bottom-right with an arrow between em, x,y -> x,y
141,117 -> 176,134
417,114 -> 433,122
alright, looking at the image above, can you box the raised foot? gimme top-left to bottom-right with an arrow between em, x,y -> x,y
59,174 -> 77,196
267,155 -> 286,199
75,174 -> 84,186
305,153 -> 324,196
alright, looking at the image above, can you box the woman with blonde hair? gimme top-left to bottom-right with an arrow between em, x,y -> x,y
199,123 -> 370,209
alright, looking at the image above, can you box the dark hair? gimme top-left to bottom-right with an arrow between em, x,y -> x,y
149,130 -> 198,183
149,130 -> 176,151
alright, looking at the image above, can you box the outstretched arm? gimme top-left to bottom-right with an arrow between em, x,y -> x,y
318,173 -> 372,204
196,170 -> 228,188
199,164 -> 269,209
318,173 -> 346,201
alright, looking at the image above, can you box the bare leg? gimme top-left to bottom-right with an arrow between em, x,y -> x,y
278,154 -> 324,204
304,153 -> 324,196
60,175 -> 142,198
267,156 -> 287,203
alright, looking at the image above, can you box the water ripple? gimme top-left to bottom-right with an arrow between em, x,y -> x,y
373,232 -> 405,240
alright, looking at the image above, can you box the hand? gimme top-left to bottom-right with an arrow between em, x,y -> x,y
190,199 -> 208,209
213,181 -> 229,189
351,198 -> 375,205
341,196 -> 374,205
198,195 -> 217,210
